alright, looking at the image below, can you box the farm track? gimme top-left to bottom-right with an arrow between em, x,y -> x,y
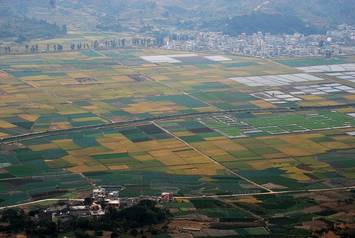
1,103 -> 355,144
152,121 -> 274,193
1,185 -> 354,210
176,185 -> 355,199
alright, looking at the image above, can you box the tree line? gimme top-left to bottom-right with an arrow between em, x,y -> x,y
0,200 -> 169,238
0,38 -> 157,55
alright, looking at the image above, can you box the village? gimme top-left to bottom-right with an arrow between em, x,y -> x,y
46,187 -> 174,223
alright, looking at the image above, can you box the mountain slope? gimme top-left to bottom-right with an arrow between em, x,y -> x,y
0,0 -> 354,37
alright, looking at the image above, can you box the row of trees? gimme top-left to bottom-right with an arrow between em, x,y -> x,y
0,38 -> 157,55
0,200 -> 169,238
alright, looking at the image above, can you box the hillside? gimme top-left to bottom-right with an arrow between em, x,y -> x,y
207,13 -> 324,36
0,0 -> 354,37
0,1 -> 67,41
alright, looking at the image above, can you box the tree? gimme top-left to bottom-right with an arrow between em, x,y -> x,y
1,208 -> 26,232
84,197 -> 93,206
26,218 -> 58,237
95,230 -> 103,236
74,230 -> 92,238
111,232 -> 119,238
130,229 -> 138,237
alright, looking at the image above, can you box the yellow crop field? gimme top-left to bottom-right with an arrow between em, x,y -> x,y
123,101 -> 182,114
211,139 -> 247,152
69,164 -> 107,173
247,158 -> 293,170
175,149 -> 198,158
63,155 -> 108,173
295,157 -> 335,172
236,196 -> 261,204
21,75 -> 52,81
320,141 -> 351,150
53,139 -> 81,150
250,100 -> 276,109
261,153 -> 287,159
314,100 -> 339,106
0,132 -> 8,138
108,165 -> 129,171
0,120 -> 16,129
133,154 -> 155,161
277,146 -> 317,157
18,114 -> 39,122
344,94 -> 355,101
183,155 -> 210,164
49,122 -> 71,130
30,143 -> 59,151
72,117 -> 106,122
70,147 -> 109,157
0,46 -> 354,207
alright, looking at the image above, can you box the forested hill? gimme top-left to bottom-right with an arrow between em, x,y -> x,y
0,2 -> 66,41
0,17 -> 67,42
0,0 -> 354,38
210,13 -> 324,36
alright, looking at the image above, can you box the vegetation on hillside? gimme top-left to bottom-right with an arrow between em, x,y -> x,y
0,1 -> 66,41
0,200 -> 169,237
1,0 -> 354,37
208,13 -> 324,36
0,17 -> 67,41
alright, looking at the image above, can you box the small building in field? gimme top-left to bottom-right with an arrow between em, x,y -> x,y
159,192 -> 174,202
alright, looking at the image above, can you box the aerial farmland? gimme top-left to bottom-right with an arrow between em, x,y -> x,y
0,48 -> 354,236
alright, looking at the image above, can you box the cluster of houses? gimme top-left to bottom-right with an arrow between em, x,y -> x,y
48,187 -> 174,223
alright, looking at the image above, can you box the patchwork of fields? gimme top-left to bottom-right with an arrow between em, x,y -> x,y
0,49 -> 355,209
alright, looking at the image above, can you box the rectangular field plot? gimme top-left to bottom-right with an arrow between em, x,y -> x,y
0,174 -> 90,206
85,171 -> 260,197
230,73 -> 324,87
140,54 -> 231,64
0,122 -> 266,205
1,49 -> 241,137
0,48 -> 301,138
140,55 -> 186,63
293,83 -> 355,94
1,47 -> 355,208
182,110 -> 355,138
204,55 -> 232,62
252,91 -> 302,104
346,131 -> 355,136
191,91 -> 258,110
198,115 -> 245,138
298,63 -> 355,73
172,129 -> 355,190
252,83 -> 355,104
276,57 -> 351,67
326,71 -> 355,83
244,111 -> 355,132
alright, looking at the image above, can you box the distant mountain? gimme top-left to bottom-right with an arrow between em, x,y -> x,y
207,13 -> 324,36
0,0 -> 354,38
254,0 -> 355,26
0,17 -> 66,42
134,0 -> 355,27
0,1 -> 66,41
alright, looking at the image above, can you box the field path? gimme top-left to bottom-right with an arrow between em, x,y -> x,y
216,197 -> 265,221
2,103 -> 355,144
152,121 -> 274,193
176,185 -> 355,199
2,186 -> 354,210
0,198 -> 84,210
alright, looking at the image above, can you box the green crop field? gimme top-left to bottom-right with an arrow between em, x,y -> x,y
0,47 -> 354,216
